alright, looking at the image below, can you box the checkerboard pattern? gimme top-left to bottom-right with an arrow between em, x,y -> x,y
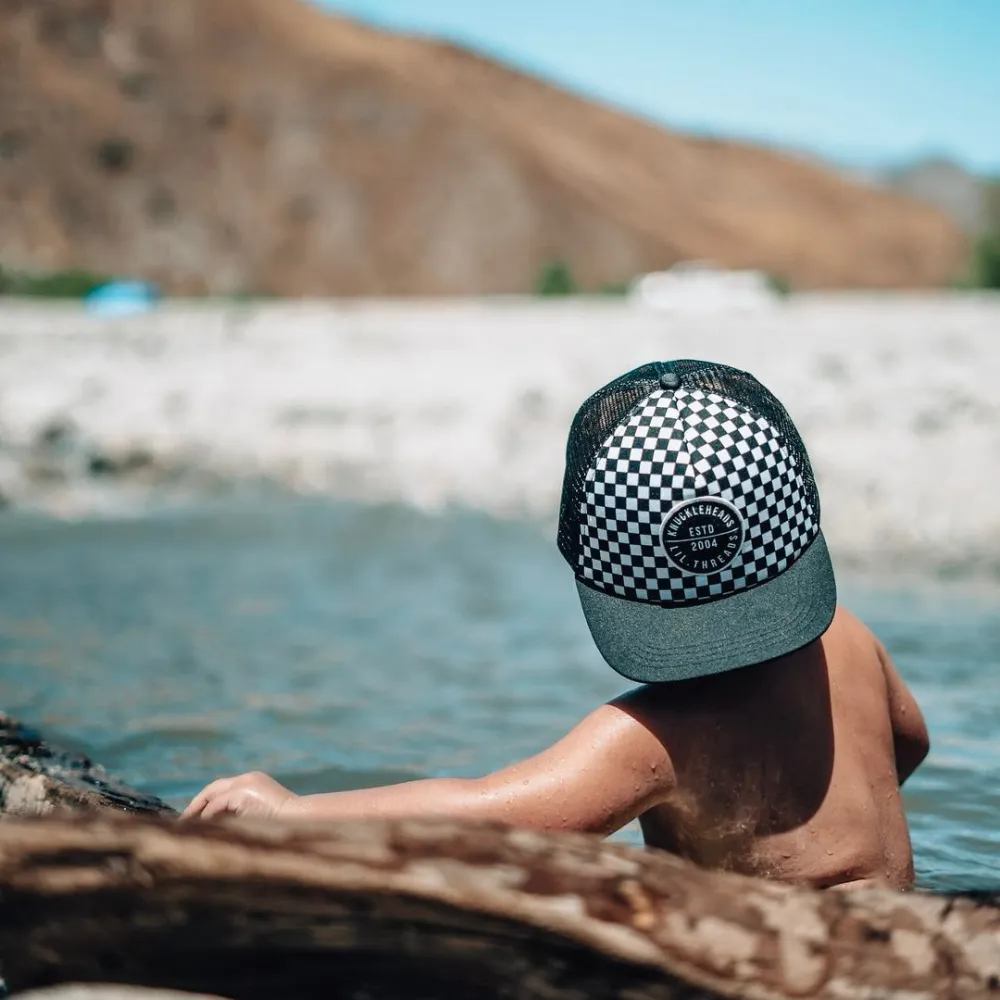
579,387 -> 818,605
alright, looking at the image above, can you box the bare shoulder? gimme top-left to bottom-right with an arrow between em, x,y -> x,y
471,697 -> 677,836
826,605 -> 893,671
830,604 -> 915,699
832,605 -> 910,681
602,688 -> 680,776
829,604 -> 880,646
830,607 -> 929,781
485,696 -> 676,795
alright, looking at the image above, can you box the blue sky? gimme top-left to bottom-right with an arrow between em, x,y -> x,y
311,0 -> 999,174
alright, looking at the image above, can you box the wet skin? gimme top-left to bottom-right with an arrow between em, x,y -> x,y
184,605 -> 929,890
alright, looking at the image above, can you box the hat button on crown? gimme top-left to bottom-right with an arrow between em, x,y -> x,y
659,372 -> 681,389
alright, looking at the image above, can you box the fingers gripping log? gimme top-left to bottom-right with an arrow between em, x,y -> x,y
0,814 -> 999,1000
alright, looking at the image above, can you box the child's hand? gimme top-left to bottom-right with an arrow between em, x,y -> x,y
182,771 -> 297,821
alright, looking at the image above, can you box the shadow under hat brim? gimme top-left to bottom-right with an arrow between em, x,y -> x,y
576,531 -> 837,684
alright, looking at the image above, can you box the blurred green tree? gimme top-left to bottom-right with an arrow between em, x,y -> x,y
0,266 -> 108,298
536,260 -> 577,296
967,231 -> 1000,289
765,272 -> 792,297
983,179 -> 1000,232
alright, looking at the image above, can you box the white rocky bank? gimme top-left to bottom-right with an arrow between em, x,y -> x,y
1,294 -> 998,575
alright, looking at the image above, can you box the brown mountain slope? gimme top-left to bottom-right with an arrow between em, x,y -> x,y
0,0 -> 968,295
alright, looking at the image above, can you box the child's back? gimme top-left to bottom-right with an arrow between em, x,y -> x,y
625,606 -> 928,889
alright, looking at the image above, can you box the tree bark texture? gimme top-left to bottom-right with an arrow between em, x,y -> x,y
1,814 -> 1000,1000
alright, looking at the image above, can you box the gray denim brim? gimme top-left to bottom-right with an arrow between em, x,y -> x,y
576,532 -> 837,683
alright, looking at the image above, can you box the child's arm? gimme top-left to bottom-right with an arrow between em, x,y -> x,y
182,700 -> 675,837
878,643 -> 930,786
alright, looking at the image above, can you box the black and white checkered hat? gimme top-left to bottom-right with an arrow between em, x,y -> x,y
557,360 -> 837,683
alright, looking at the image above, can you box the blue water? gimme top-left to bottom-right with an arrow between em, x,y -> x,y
0,499 -> 997,891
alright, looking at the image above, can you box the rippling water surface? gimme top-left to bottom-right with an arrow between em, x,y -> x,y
1,500 -> 997,891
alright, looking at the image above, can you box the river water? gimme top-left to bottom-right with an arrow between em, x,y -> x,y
1,498 -> 997,892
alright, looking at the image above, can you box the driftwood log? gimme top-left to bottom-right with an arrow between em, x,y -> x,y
1,714 -> 999,1000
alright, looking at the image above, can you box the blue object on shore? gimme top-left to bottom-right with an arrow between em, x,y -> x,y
84,280 -> 161,317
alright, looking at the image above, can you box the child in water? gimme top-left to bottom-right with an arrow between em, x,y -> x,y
184,360 -> 929,890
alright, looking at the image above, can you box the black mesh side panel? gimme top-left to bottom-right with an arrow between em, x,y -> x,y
556,359 -> 820,573
556,362 -> 672,568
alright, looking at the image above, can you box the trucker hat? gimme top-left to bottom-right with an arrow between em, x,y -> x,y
557,359 -> 836,683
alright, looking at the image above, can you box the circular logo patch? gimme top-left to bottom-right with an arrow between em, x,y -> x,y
660,497 -> 745,574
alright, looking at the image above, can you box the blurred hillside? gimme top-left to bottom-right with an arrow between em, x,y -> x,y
879,158 -> 1000,236
0,0 -> 969,296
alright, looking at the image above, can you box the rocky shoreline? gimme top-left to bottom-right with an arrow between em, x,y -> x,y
1,294 -> 998,576
0,714 -> 175,818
